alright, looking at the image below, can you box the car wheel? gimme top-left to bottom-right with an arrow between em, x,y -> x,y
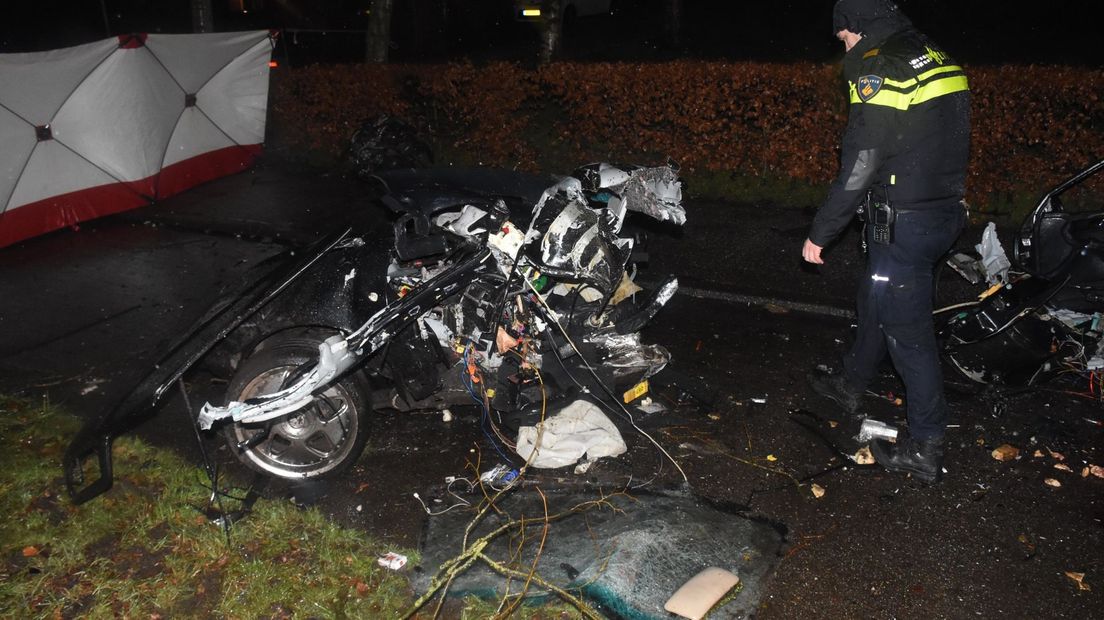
221,335 -> 371,480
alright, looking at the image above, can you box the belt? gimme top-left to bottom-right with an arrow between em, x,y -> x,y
894,203 -> 965,215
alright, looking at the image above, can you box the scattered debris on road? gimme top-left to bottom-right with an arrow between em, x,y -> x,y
378,552 -> 408,571
858,418 -> 898,443
1064,571 -> 1091,592
413,490 -> 783,618
853,445 -> 875,465
664,567 -> 741,620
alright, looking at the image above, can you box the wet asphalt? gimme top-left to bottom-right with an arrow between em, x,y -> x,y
1,159 -> 1101,618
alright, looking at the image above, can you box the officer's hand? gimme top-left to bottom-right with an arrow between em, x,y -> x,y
802,238 -> 825,264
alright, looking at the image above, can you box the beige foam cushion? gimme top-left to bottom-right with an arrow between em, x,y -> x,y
663,566 -> 741,620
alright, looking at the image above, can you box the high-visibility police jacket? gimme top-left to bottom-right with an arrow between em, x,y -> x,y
809,28 -> 970,247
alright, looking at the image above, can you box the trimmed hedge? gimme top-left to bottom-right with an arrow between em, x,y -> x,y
269,61 -> 1103,209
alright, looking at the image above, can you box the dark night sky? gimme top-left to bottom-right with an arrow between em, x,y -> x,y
1,1 -> 1100,67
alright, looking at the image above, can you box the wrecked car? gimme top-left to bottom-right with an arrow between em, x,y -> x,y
939,157 -> 1104,386
64,163 -> 685,502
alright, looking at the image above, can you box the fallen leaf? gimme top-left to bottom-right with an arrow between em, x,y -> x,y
1082,467 -> 1091,478
1091,465 -> 1104,479
355,482 -> 370,494
1047,448 -> 1066,461
828,420 -> 839,428
22,546 -> 39,557
1064,571 -> 1091,591
355,580 -> 370,596
853,445 -> 875,465
1016,533 -> 1036,556
1044,478 -> 1062,488
1033,449 -> 1045,458
766,454 -> 778,462
810,483 -> 826,499
1054,463 -> 1073,472
991,444 -> 1019,461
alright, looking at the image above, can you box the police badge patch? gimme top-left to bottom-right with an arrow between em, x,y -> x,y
857,75 -> 883,102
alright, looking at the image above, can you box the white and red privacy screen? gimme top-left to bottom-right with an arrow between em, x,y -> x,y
0,31 -> 273,247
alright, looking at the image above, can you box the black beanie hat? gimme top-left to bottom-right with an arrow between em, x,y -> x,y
832,0 -> 913,39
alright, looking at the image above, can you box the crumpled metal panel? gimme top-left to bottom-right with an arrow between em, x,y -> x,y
525,177 -> 630,295
572,163 -> 685,226
66,161 -> 689,502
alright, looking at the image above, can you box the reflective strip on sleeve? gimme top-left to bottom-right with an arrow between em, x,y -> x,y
849,65 -> 968,110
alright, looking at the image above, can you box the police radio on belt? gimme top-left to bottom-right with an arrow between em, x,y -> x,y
869,186 -> 894,245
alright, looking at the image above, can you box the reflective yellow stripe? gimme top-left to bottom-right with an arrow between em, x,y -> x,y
850,73 -> 969,110
911,74 -> 969,105
851,88 -> 909,108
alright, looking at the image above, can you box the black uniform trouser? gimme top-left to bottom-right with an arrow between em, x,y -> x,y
843,205 -> 966,441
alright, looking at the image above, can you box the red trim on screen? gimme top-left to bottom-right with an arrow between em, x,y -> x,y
117,33 -> 149,49
0,144 -> 262,248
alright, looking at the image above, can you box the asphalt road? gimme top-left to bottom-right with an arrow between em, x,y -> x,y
1,159 -> 1100,618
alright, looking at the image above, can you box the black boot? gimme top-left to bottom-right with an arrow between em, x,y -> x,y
870,435 -> 944,483
807,371 -> 861,417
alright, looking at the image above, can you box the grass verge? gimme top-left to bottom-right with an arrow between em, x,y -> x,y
0,395 -> 415,618
0,395 -> 582,619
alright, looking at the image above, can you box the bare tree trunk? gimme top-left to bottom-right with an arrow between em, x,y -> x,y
191,0 -> 214,33
663,0 -> 682,48
538,0 -> 563,65
366,0 -> 395,63
99,0 -> 112,36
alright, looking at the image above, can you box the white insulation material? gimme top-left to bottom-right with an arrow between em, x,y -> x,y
515,399 -> 627,468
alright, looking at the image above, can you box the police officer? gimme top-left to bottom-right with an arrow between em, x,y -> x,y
804,0 -> 969,483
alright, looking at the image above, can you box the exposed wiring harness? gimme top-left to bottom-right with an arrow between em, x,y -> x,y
518,259 -> 689,484
462,342 -> 517,462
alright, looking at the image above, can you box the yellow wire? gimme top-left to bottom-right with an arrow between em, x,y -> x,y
519,260 -> 689,484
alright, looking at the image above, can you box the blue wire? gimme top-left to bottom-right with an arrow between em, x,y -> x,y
462,343 -> 514,465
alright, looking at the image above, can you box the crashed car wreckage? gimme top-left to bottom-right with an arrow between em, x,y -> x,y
938,158 -> 1104,386
64,163 -> 686,503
